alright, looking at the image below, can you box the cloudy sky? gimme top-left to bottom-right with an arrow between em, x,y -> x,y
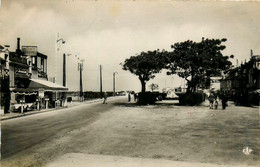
0,0 -> 259,92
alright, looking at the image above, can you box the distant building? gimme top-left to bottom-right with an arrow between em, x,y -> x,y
209,77 -> 222,92
220,51 -> 260,106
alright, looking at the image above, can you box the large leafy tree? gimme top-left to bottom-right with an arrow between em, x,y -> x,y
121,50 -> 166,93
165,38 -> 232,93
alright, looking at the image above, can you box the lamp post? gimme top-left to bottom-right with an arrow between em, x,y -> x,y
54,33 -> 65,108
55,33 -> 65,84
78,58 -> 84,102
113,72 -> 118,96
63,53 -> 71,87
100,65 -> 103,98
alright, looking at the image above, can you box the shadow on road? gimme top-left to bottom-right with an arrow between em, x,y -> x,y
113,100 -> 180,108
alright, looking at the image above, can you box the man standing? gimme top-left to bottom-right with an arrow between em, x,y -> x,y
128,93 -> 131,102
208,93 -> 214,109
103,92 -> 108,104
221,92 -> 228,110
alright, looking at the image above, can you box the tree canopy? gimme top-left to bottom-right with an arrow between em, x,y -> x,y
121,50 -> 166,93
165,38 -> 233,93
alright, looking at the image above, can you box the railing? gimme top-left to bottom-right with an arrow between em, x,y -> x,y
38,69 -> 47,78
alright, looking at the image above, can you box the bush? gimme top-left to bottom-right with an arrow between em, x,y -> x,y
178,92 -> 205,106
138,92 -> 157,105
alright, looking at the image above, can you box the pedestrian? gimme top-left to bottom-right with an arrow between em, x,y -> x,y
128,93 -> 131,102
221,92 -> 228,110
134,93 -> 137,101
208,93 -> 214,109
103,92 -> 108,104
214,97 -> 218,109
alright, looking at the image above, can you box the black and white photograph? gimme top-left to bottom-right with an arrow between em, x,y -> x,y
0,0 -> 260,167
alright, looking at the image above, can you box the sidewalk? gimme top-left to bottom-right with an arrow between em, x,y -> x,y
0,96 -> 120,121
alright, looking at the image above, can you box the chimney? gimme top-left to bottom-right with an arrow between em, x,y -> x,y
16,38 -> 20,53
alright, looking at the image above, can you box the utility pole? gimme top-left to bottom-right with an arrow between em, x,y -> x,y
113,72 -> 118,96
55,33 -> 65,83
100,65 -> 103,98
63,53 -> 71,87
63,53 -> 66,87
79,60 -> 84,102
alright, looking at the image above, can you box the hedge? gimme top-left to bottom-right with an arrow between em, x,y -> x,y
178,92 -> 205,106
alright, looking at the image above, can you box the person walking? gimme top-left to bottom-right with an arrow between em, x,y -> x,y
103,92 -> 108,104
128,93 -> 131,102
134,93 -> 137,101
214,97 -> 218,109
208,93 -> 214,109
221,92 -> 228,110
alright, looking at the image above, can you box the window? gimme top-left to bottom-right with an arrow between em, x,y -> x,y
257,62 -> 260,70
32,57 -> 35,64
41,58 -> 44,70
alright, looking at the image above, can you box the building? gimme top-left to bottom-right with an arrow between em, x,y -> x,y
220,50 -> 260,106
6,38 -> 68,113
0,45 -> 10,114
209,77 -> 222,92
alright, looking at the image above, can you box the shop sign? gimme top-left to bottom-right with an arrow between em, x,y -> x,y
38,90 -> 44,98
15,67 -> 28,74
22,46 -> 37,56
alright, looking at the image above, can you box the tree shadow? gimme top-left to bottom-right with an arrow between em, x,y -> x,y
113,102 -> 141,107
113,100 -> 180,108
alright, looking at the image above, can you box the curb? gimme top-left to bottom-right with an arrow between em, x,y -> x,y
0,107 -> 67,121
0,97 -> 122,121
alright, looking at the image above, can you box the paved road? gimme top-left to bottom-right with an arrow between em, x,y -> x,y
1,97 -> 125,167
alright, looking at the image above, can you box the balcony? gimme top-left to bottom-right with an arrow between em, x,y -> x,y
9,52 -> 28,68
38,69 -> 47,78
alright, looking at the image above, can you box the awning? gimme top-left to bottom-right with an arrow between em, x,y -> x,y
11,88 -> 38,95
29,79 -> 68,91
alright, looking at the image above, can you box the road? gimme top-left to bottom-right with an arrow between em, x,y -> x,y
1,97 -> 124,167
1,98 -> 260,167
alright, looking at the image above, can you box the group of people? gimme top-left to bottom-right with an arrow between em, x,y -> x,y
208,92 -> 228,110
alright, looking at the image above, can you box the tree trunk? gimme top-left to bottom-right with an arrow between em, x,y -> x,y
140,80 -> 146,93
186,79 -> 192,93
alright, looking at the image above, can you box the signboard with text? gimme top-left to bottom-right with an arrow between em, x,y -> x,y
22,46 -> 37,56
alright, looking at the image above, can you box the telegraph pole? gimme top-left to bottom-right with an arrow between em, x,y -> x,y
100,65 -> 103,98
63,53 -> 66,87
55,33 -> 65,83
79,60 -> 84,102
113,72 -> 118,96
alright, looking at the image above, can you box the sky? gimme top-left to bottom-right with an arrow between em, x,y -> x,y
0,0 -> 259,92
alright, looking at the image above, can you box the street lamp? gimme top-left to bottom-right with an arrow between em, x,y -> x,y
63,53 -> 71,87
77,56 -> 84,102
55,33 -> 66,83
113,72 -> 118,96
